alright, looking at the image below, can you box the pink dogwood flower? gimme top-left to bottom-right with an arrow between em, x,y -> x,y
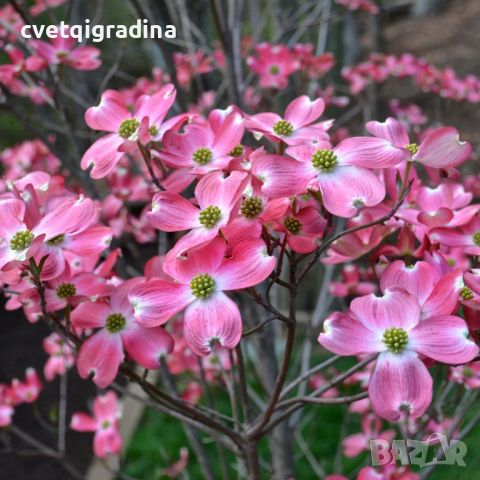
342,413 -> 395,458
31,31 -> 101,71
81,84 -> 177,178
246,43 -> 300,89
0,194 -> 97,272
246,96 -> 329,146
318,288 -> 478,421
253,134 -> 407,217
129,237 -> 275,355
42,333 -> 75,381
158,109 -> 245,182
366,117 -> 471,169
273,204 -> 327,253
71,278 -> 174,387
71,391 -> 122,458
148,171 -> 248,262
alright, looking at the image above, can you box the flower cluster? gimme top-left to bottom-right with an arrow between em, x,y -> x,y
0,368 -> 42,427
343,52 -> 480,103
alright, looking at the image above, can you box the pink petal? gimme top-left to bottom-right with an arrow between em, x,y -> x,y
415,127 -> 472,168
93,429 -> 122,458
429,228 -> 473,248
216,239 -> 275,290
71,301 -> 110,329
64,226 -> 112,256
423,270 -> 463,318
80,134 -> 124,179
365,117 -> 409,148
410,315 -> 478,364
284,96 -> 325,129
77,331 -> 124,388
319,166 -> 385,218
122,324 -> 174,369
164,236 -> 227,283
253,154 -> 314,198
195,171 -> 248,212
318,311 -> 384,355
70,413 -> 97,432
85,90 -> 130,132
380,260 -> 436,307
93,391 -> 119,420
335,137 -> 409,168
33,195 -> 96,239
350,288 -> 420,331
128,280 -> 193,327
147,192 -> 201,231
183,292 -> 242,356
212,112 -> 245,154
418,208 -> 454,229
135,84 -> 176,125
369,351 -> 432,421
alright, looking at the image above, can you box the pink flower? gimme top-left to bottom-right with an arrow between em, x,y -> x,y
81,84 -> 177,178
0,193 -> 97,272
343,413 -> 395,457
148,171 -> 248,262
11,368 -> 42,404
247,43 -> 300,89
254,128 -> 408,217
273,205 -> 327,253
129,237 -> 275,355
0,45 -> 45,85
71,391 -> 122,458
366,117 -> 471,169
318,288 -> 478,420
173,51 -> 213,88
32,31 -> 101,71
43,333 -> 75,381
71,278 -> 174,387
158,109 -> 245,182
247,95 -> 329,146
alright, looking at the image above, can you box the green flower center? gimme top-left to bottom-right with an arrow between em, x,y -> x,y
312,149 -> 337,173
56,283 -> 77,299
47,234 -> 65,246
101,420 -> 111,429
383,327 -> 409,353
406,143 -> 419,155
241,196 -> 263,218
10,230 -> 34,251
118,118 -> 139,139
190,273 -> 216,299
105,313 -> 126,333
199,206 -> 221,228
270,65 -> 280,75
473,231 -> 480,246
460,287 -> 474,301
228,144 -> 244,157
272,119 -> 294,136
284,216 -> 302,235
148,125 -> 158,137
192,147 -> 213,165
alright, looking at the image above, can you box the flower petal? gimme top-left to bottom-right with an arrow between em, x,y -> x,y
318,311 -> 384,355
183,292 -> 242,356
410,315 -> 479,364
128,279 -> 193,327
350,288 -> 420,331
369,351 -> 432,421
77,331 -> 124,388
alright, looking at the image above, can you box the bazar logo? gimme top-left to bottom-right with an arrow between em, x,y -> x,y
370,433 -> 467,468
